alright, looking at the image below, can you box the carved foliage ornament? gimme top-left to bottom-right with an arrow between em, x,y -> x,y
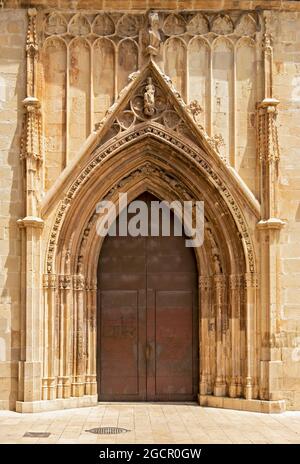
257,100 -> 280,164
73,274 -> 85,291
58,275 -> 72,290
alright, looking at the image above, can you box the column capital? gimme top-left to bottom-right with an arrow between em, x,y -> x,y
257,97 -> 280,111
73,274 -> 85,291
198,275 -> 211,290
257,218 -> 286,231
213,274 -> 226,289
229,274 -> 243,290
43,273 -> 57,289
17,216 -> 44,229
58,275 -> 72,290
244,273 -> 258,289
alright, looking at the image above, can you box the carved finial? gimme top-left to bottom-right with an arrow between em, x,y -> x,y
144,77 -> 155,116
187,99 -> 204,127
145,12 -> 161,57
28,8 -> 37,17
209,134 -> 225,156
128,70 -> 140,82
27,8 -> 38,55
263,13 -> 273,51
263,32 -> 272,51
188,100 -> 203,117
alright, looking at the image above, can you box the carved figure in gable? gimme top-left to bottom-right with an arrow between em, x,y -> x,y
143,77 -> 156,116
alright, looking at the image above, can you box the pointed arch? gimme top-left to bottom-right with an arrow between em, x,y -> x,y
38,60 -> 264,409
40,122 -> 260,406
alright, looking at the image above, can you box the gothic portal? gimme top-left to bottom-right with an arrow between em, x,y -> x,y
1,1 -> 299,413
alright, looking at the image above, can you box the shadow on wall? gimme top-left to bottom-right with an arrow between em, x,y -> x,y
0,10 -> 26,409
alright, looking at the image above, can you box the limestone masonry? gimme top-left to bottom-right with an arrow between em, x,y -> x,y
0,0 -> 300,413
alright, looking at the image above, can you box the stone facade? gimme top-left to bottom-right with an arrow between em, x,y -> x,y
0,0 -> 300,412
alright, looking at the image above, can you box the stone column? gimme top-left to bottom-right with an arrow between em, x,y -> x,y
57,275 -> 72,399
16,8 -> 46,409
42,273 -> 57,400
17,218 -> 44,404
199,276 -> 211,395
244,273 -> 258,400
72,274 -> 86,397
257,221 -> 285,401
255,17 -> 285,402
85,279 -> 97,395
213,274 -> 227,397
228,274 -> 242,398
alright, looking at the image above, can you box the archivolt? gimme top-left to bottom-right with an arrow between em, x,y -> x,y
61,160 -> 244,282
41,129 -> 259,403
45,122 -> 257,276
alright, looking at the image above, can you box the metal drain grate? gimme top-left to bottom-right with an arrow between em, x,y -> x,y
24,432 -> 51,438
86,427 -> 130,435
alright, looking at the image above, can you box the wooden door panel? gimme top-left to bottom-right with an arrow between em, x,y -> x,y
97,192 -> 198,402
146,290 -> 197,400
99,290 -> 146,400
147,272 -> 198,292
147,255 -> 197,273
101,235 -> 146,255
100,255 -> 146,274
99,273 -> 146,291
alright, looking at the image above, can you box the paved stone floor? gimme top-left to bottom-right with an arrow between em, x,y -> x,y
1,403 -> 300,444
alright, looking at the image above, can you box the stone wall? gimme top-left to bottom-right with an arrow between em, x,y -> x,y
273,11 -> 300,410
0,8 -> 25,409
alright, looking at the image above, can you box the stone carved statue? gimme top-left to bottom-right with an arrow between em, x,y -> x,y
144,77 -> 155,116
213,254 -> 222,274
145,12 -> 161,56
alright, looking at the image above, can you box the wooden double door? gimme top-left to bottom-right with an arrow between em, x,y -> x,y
97,193 -> 199,401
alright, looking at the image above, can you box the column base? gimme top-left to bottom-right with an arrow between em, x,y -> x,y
18,361 -> 42,402
199,394 -> 286,413
16,394 -> 98,413
213,383 -> 227,397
